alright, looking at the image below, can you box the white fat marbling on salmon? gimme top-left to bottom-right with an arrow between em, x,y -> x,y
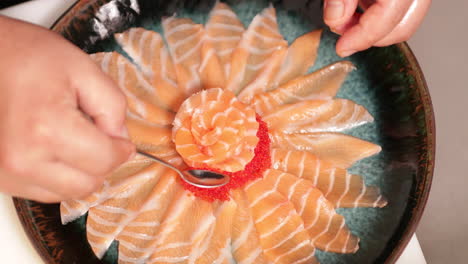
323,219 -> 345,251
206,23 -> 244,32
264,225 -> 304,252
237,247 -> 262,264
260,212 -> 292,239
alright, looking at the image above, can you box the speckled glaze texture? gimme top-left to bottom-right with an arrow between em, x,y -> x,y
13,0 -> 434,263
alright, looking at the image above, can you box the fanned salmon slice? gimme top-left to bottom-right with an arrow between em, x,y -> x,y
244,179 -> 318,264
263,99 -> 373,133
115,28 -> 185,112
163,16 -> 204,95
61,155 -> 156,224
90,52 -> 175,125
191,200 -> 236,264
205,1 -> 245,78
272,30 -> 322,87
125,113 -> 182,166
86,163 -> 168,258
230,190 -> 270,264
227,6 -> 287,94
262,169 -> 359,253
252,61 -> 355,115
237,47 -> 287,103
199,39 -> 226,89
114,171 -> 181,264
147,191 -> 214,264
270,131 -> 381,168
271,148 -> 387,208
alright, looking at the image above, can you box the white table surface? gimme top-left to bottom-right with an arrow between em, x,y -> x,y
0,0 -> 427,263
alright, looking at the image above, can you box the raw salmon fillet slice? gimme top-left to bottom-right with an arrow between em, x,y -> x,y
272,30 -> 322,87
270,131 -> 382,169
252,61 -> 355,115
61,155 -> 158,224
116,172 -> 181,264
271,148 -> 387,208
90,52 -> 175,125
85,163 -> 170,258
237,47 -> 287,103
201,1 -> 246,89
227,6 -> 287,94
191,200 -> 237,264
263,98 -> 374,133
163,16 -> 204,95
199,37 -> 226,90
230,190 -> 270,264
245,178 -> 318,264
115,28 -> 185,112
125,113 -> 183,165
262,169 -> 359,253
205,2 -> 245,78
147,193 -> 214,264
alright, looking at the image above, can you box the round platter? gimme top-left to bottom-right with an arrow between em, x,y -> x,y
13,0 -> 434,263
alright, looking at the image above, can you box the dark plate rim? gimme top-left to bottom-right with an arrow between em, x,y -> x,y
13,1 -> 435,263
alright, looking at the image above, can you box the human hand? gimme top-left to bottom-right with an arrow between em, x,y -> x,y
0,16 -> 135,203
323,0 -> 431,57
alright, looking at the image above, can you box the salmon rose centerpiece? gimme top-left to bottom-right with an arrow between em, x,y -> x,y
60,2 -> 388,264
173,88 -> 259,172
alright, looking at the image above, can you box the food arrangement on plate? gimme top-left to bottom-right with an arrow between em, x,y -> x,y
59,2 -> 389,263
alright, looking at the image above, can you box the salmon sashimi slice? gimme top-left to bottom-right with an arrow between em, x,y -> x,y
251,61 -> 355,115
244,179 -> 318,264
270,131 -> 381,169
114,28 -> 185,112
205,1 -> 245,78
191,200 -> 237,264
173,88 -> 258,172
163,16 -> 204,95
85,163 -> 170,258
114,27 -> 161,77
199,38 -> 226,89
231,189 -> 269,264
262,169 -> 360,253
227,6 -> 287,95
271,148 -> 387,208
230,190 -> 270,264
61,155 -> 157,224
125,113 -> 183,166
272,30 -> 322,87
90,52 -> 175,125
237,47 -> 287,103
146,191 -> 214,264
114,172 -> 181,264
263,99 -> 374,133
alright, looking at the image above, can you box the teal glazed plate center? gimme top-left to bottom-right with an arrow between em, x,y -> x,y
13,0 -> 434,263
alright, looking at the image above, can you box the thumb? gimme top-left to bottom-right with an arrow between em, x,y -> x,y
323,0 -> 359,34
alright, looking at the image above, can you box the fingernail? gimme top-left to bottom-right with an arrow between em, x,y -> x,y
339,49 -> 356,57
119,125 -> 130,139
324,0 -> 344,21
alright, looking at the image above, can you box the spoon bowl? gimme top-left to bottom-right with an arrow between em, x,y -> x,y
136,150 -> 230,188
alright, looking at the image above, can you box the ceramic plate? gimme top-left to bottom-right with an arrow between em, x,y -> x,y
14,0 -> 434,263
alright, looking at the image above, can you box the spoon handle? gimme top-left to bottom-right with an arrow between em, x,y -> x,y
136,150 -> 181,173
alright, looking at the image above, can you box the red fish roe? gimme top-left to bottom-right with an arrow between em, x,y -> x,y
180,114 -> 271,202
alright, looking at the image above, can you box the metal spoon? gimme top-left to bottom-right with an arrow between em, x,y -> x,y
136,150 -> 230,188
